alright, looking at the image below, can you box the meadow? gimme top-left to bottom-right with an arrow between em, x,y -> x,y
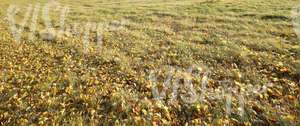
0,0 -> 299,125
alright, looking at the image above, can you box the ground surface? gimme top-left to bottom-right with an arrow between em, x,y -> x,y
0,0 -> 299,125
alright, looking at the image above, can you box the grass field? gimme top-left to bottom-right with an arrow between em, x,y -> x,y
0,0 -> 299,125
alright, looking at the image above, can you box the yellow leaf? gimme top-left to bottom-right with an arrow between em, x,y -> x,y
259,94 -> 263,99
277,62 -> 283,67
196,104 -> 201,111
203,105 -> 208,111
142,109 -> 147,115
156,103 -> 163,109
282,115 -> 295,120
264,93 -> 269,99
94,80 -> 100,84
267,88 -> 273,94
52,88 -> 58,94
291,45 -> 300,49
161,119 -> 168,124
146,84 -> 151,89
221,40 -> 227,44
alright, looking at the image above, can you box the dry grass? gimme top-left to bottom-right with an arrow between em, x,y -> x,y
0,0 -> 299,125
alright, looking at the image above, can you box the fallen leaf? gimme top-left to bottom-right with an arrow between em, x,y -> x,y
268,118 -> 277,123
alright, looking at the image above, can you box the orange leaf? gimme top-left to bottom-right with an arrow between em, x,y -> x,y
268,118 -> 277,123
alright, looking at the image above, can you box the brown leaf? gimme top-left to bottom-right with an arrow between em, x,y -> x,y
230,118 -> 245,126
252,105 -> 263,114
